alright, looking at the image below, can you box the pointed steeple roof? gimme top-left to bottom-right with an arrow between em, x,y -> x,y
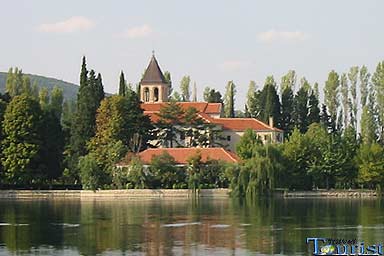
141,54 -> 167,85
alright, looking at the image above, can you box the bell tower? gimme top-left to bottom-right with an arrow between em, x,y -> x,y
140,53 -> 169,103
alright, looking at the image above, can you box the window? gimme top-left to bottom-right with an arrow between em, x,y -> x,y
154,88 -> 159,102
144,88 -> 150,102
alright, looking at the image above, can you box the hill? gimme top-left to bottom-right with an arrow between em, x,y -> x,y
0,72 -> 79,101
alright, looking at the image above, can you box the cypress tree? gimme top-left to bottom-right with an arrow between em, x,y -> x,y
308,91 -> 320,125
224,81 -> 236,118
119,71 -> 126,96
293,85 -> 309,133
68,57 -> 104,180
281,86 -> 294,136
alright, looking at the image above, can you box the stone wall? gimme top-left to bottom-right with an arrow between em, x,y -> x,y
0,189 -> 230,199
283,190 -> 380,198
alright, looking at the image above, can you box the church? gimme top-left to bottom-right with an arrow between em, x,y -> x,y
125,54 -> 283,165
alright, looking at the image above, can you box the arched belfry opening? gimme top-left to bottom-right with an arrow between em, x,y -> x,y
140,53 -> 169,103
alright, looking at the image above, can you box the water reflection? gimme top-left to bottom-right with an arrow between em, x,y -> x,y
0,198 -> 383,255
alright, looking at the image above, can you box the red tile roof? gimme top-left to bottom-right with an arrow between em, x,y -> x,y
137,148 -> 239,165
141,102 -> 221,114
209,118 -> 282,132
141,102 -> 282,132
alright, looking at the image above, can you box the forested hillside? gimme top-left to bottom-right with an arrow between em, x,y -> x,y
0,72 -> 78,100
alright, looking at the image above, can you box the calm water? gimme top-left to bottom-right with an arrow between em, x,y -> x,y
0,197 -> 383,255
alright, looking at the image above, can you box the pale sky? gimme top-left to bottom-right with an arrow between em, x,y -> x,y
0,0 -> 383,109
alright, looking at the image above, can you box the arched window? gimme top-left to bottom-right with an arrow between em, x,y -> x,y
154,88 -> 159,102
144,87 -> 150,102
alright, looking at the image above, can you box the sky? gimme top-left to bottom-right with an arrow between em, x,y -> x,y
0,0 -> 383,109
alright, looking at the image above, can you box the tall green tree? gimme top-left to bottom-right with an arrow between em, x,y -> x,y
360,65 -> 370,107
118,71 -> 126,96
180,75 -> 191,102
340,73 -> 349,129
250,76 -> 281,127
372,61 -> 384,141
69,57 -> 104,180
293,81 -> 310,133
307,91 -> 320,125
246,81 -> 256,109
1,95 -> 44,184
324,70 -> 340,122
280,72 -> 295,136
163,71 -> 172,98
348,66 -> 359,128
50,86 -> 64,120
5,67 -> 23,97
224,81 -> 236,118
203,87 -> 223,103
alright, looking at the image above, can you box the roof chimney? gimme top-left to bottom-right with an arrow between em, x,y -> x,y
269,116 -> 274,128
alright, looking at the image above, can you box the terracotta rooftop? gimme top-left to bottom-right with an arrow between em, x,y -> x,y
137,147 -> 239,165
209,118 -> 282,132
141,102 -> 222,114
141,55 -> 167,85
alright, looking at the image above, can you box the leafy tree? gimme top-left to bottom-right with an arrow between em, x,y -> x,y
50,86 -> 64,119
170,91 -> 182,101
360,65 -> 370,107
78,153 -> 105,190
5,67 -> 23,97
280,70 -> 296,92
224,81 -> 236,117
236,129 -> 262,160
372,61 -> 384,141
1,95 -> 44,185
203,87 -> 223,103
280,86 -> 294,136
39,87 -> 49,110
324,70 -> 340,122
293,85 -> 309,133
250,76 -> 281,128
348,66 -> 359,128
307,91 -> 320,125
180,75 -> 191,102
340,73 -> 349,128
163,71 -> 172,98
356,143 -> 384,189
149,151 -> 186,188
69,57 -> 104,179
282,128 -> 312,189
246,81 -> 256,109
155,101 -> 184,148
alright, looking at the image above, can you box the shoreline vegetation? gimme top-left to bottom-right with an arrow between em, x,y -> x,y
0,189 -> 381,199
1,58 -> 384,199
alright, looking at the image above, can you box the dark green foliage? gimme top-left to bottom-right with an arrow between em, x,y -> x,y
1,95 -> 44,185
293,86 -> 309,133
280,86 -> 294,136
229,144 -> 284,198
307,91 -> 320,125
236,129 -> 262,160
119,71 -> 126,96
149,151 -> 186,189
203,87 -> 223,103
69,58 -> 105,180
79,153 -> 106,190
41,109 -> 64,180
250,77 -> 281,128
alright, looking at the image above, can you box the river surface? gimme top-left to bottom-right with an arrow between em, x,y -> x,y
0,197 -> 383,255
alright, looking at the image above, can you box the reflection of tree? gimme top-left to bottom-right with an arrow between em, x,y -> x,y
1,198 -> 384,255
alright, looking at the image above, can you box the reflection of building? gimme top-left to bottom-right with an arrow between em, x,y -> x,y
138,53 -> 283,155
